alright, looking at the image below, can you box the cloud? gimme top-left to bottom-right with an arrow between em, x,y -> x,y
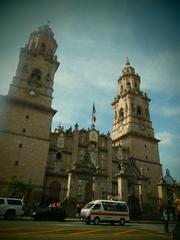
51,54 -> 119,130
156,131 -> 174,145
138,51 -> 180,92
158,106 -> 180,117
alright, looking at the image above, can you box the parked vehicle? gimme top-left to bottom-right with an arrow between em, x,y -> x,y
31,207 -> 66,221
0,197 -> 24,219
80,200 -> 130,225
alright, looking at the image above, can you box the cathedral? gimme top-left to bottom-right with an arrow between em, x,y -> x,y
0,25 -> 177,219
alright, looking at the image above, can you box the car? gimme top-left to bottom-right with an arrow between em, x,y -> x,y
31,207 -> 66,221
0,197 -> 24,219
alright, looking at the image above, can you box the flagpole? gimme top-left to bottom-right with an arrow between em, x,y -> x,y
91,110 -> 93,129
91,105 -> 93,129
91,102 -> 96,129
91,103 -> 93,129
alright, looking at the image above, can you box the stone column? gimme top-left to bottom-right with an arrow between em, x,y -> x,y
66,172 -> 78,199
65,172 -> 78,217
157,182 -> 168,208
92,176 -> 96,200
138,179 -> 147,206
93,176 -> 102,200
117,172 -> 128,202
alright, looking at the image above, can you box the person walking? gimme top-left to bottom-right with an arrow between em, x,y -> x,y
76,202 -> 82,220
161,208 -> 169,234
171,199 -> 180,240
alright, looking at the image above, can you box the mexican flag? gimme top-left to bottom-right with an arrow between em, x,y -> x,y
91,103 -> 96,127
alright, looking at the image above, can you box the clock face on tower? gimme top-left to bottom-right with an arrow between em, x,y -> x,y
28,89 -> 36,96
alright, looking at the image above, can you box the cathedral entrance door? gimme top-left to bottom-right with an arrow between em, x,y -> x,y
128,195 -> 142,219
48,181 -> 61,202
85,181 -> 92,203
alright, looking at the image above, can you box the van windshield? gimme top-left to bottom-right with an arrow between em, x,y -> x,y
83,203 -> 94,209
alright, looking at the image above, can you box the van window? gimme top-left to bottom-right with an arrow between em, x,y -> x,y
84,203 -> 94,209
102,202 -> 128,212
7,199 -> 22,205
92,204 -> 101,210
0,199 -> 4,204
117,203 -> 128,212
102,202 -> 113,211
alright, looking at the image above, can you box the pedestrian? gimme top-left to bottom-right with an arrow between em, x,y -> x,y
55,201 -> 61,208
76,202 -> 82,219
171,199 -> 180,240
161,208 -> 169,234
49,201 -> 56,209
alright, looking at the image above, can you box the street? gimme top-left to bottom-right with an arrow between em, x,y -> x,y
0,218 -> 175,240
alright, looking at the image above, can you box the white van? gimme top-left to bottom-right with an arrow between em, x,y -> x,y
0,198 -> 24,219
80,200 -> 129,225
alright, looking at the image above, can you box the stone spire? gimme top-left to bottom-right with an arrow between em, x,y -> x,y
126,57 -> 130,65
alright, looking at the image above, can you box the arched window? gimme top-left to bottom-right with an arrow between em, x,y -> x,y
31,41 -> 35,49
127,82 -> 131,89
46,73 -> 50,81
31,69 -> 41,80
56,152 -> 62,160
145,107 -> 149,116
137,106 -> 142,118
114,110 -> 117,120
119,108 -> 124,121
41,43 -> 46,51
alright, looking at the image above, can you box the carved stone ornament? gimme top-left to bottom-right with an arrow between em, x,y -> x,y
89,129 -> 98,142
57,134 -> 64,148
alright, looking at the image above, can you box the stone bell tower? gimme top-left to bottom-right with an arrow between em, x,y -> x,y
0,24 -> 59,195
112,59 -> 163,218
112,58 -> 154,141
8,24 -> 59,106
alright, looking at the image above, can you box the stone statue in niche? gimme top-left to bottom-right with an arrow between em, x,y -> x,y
80,150 -> 85,161
119,162 -> 124,173
88,144 -> 96,165
100,159 -> 104,168
100,153 -> 105,168
88,144 -> 95,152
89,151 -> 96,165
140,167 -> 144,176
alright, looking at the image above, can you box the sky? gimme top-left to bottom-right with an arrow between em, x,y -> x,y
0,0 -> 180,181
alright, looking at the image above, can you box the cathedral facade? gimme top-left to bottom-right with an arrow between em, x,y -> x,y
0,25 -> 170,219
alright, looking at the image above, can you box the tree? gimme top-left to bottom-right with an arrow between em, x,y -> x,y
176,182 -> 180,187
7,176 -> 32,198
